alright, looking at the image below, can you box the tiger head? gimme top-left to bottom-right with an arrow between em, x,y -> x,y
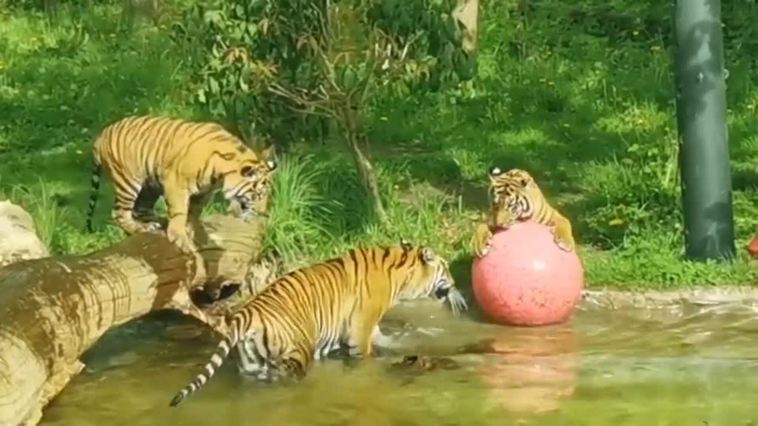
220,145 -> 278,217
487,167 -> 544,227
395,240 -> 468,315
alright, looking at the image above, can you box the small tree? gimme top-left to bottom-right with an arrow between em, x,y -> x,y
176,0 -> 477,223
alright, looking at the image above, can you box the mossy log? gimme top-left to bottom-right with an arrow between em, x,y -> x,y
0,214 -> 276,425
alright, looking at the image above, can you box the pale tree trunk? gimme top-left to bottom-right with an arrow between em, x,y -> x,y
453,0 -> 480,54
0,214 -> 277,426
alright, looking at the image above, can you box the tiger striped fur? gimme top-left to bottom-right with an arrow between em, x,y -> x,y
84,115 -> 277,284
168,242 -> 468,407
471,167 -> 575,258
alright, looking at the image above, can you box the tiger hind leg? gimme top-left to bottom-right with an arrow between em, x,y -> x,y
133,185 -> 164,231
236,338 -> 270,381
111,180 -> 162,235
314,337 -> 342,360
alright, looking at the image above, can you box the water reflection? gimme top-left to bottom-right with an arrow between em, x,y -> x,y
40,296 -> 758,425
466,324 -> 579,416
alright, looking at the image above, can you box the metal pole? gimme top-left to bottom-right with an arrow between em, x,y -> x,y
674,0 -> 735,261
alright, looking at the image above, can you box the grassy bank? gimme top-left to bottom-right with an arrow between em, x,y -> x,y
0,2 -> 756,290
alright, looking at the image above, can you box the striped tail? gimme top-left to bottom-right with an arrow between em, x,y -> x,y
85,158 -> 102,233
169,335 -> 236,407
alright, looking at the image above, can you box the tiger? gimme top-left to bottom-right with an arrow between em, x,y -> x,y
84,115 -> 277,285
168,241 -> 468,407
471,167 -> 575,258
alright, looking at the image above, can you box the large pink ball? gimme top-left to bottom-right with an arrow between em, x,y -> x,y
472,221 -> 584,326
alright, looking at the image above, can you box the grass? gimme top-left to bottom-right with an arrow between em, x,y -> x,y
0,1 -> 757,290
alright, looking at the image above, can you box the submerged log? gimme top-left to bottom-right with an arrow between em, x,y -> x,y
0,214 -> 275,425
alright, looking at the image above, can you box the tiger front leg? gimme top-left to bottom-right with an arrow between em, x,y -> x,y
274,345 -> 312,382
471,222 -> 494,258
188,192 -> 213,240
370,325 -> 396,349
164,185 -> 208,287
471,207 -> 520,258
550,212 -> 576,252
346,313 -> 382,358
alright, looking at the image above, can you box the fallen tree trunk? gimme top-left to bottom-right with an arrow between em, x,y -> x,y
0,214 -> 276,425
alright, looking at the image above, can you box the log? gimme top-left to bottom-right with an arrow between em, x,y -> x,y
0,214 -> 277,425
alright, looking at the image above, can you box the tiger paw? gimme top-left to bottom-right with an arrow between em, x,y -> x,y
472,239 -> 491,258
239,209 -> 257,223
471,224 -> 493,258
144,221 -> 164,233
551,231 -> 575,253
167,227 -> 195,254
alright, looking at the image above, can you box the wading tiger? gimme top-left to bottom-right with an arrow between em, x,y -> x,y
168,241 -> 468,407
84,115 -> 277,285
471,167 -> 575,258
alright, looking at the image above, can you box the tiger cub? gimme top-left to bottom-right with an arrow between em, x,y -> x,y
84,115 -> 277,285
168,241 -> 468,407
471,167 -> 575,258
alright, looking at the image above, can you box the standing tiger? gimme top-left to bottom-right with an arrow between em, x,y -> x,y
84,115 -> 277,285
168,241 -> 468,407
471,167 -> 575,258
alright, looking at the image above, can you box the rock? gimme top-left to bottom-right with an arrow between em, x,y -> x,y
0,200 -> 49,267
390,355 -> 460,373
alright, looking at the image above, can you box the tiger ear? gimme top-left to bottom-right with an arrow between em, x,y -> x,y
261,145 -> 277,171
400,238 -> 412,249
420,247 -> 436,263
488,166 -> 503,182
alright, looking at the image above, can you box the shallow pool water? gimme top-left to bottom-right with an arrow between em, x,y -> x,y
40,294 -> 758,426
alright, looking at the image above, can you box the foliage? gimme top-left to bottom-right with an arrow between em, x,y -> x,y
171,0 -> 477,222
173,0 -> 474,145
261,155 -> 337,264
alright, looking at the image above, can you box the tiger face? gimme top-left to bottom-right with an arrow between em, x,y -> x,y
398,241 -> 468,314
487,167 -> 542,226
221,146 -> 277,217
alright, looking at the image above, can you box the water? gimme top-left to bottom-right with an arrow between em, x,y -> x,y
40,295 -> 758,426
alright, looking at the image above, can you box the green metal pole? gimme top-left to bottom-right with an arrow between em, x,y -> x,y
674,0 -> 735,261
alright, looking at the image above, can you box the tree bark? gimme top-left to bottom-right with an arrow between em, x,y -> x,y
0,214 -> 275,426
339,105 -> 388,224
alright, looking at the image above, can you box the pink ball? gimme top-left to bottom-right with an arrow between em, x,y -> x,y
471,221 -> 584,326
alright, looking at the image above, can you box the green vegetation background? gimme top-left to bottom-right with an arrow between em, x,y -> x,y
1,1 -> 756,289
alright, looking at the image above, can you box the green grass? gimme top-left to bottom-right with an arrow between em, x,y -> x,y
1,1 -> 757,290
